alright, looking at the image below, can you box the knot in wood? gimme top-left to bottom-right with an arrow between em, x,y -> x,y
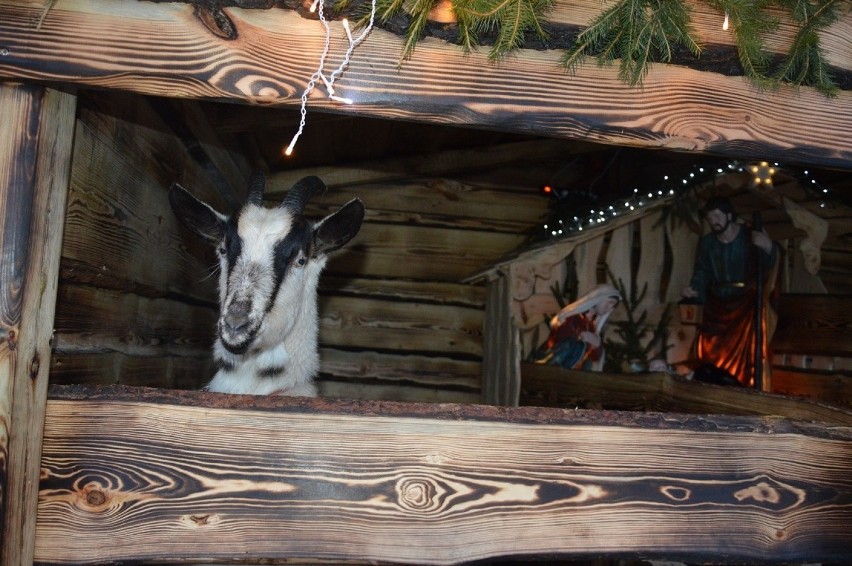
86,489 -> 106,506
396,476 -> 440,513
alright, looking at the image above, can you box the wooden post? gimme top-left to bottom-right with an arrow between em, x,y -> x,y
481,272 -> 520,406
0,83 -> 76,565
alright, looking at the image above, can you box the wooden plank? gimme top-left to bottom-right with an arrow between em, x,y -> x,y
636,211 -> 665,306
174,98 -> 251,204
318,348 -> 480,392
665,220 -> 700,303
0,2 -> 849,168
268,139 -> 581,190
606,223 -> 632,296
318,296 -> 483,357
520,363 -> 852,425
63,94 -> 224,302
574,235 -> 604,294
326,223 -> 524,282
0,84 -> 75,566
318,379 -> 481,404
321,276 -> 485,309
482,273 -> 520,406
300,178 -> 548,232
49,352 -> 213,391
773,295 -> 852,357
52,284 -> 217,358
771,368 -> 852,407
35,385 -> 852,565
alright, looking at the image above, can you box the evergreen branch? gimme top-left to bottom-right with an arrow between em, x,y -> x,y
353,0 -> 842,96
772,0 -> 841,96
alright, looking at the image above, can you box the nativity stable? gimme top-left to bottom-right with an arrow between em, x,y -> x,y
0,0 -> 850,564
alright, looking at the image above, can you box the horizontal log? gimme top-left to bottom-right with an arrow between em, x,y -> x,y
520,362 -> 852,425
0,2 -> 849,168
321,276 -> 485,309
49,352 -> 213,391
318,379 -> 481,404
36,384 -> 852,564
771,367 -> 852,407
52,284 -> 217,357
318,295 -> 483,357
326,223 -> 524,281
319,347 -> 480,391
300,177 -> 548,233
267,139 -> 584,190
773,295 -> 852,357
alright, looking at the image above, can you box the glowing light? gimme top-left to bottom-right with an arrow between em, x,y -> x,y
749,161 -> 777,187
286,0 -> 378,156
722,12 -> 729,31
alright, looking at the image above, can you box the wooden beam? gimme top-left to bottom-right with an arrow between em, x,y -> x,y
267,139 -> 585,191
0,2 -> 849,168
520,363 -> 852,424
36,384 -> 852,564
0,83 -> 76,566
482,272 -> 520,406
773,295 -> 852,357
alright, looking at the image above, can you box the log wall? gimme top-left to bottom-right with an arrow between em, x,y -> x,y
48,91 -> 228,391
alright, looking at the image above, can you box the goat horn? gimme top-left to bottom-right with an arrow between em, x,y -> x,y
281,176 -> 326,215
246,171 -> 266,206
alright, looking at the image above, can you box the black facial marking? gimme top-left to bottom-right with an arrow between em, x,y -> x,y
222,218 -> 242,276
257,366 -> 287,379
265,219 -> 313,314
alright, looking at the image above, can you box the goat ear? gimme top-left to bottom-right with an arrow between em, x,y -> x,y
169,183 -> 228,243
313,198 -> 364,256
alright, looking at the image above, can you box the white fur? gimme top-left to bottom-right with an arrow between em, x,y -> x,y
206,205 -> 326,397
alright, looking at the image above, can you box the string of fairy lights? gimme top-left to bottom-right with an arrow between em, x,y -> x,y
537,160 -> 844,242
285,0 -> 378,157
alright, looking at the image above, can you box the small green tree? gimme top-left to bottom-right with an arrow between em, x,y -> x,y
603,275 -> 671,373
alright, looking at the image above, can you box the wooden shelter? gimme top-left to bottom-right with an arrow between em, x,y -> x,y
1,0 -> 851,564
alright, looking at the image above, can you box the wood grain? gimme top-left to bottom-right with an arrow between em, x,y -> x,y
520,362 -> 852,424
318,295 -> 483,357
63,94 -> 224,303
325,223 -> 525,281
773,295 -> 852,357
267,139 -> 583,192
0,2 -> 849,168
34,385 -> 852,564
0,83 -> 76,566
302,177 -> 548,234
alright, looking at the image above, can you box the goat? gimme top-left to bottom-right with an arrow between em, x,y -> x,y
169,173 -> 364,396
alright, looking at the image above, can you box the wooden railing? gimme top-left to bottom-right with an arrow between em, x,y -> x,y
35,385 -> 852,565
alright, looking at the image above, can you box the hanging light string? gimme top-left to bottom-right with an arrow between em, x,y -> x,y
540,161 -> 841,240
285,0 -> 378,156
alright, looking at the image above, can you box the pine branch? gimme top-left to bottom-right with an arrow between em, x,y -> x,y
561,0 -> 703,87
772,0 -> 841,96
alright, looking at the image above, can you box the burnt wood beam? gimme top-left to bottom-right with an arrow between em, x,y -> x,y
0,84 -> 76,566
36,384 -> 852,564
0,1 -> 850,168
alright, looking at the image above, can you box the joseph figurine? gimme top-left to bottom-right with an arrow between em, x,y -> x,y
682,196 -> 780,387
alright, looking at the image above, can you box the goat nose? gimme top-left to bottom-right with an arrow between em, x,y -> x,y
223,301 -> 252,334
